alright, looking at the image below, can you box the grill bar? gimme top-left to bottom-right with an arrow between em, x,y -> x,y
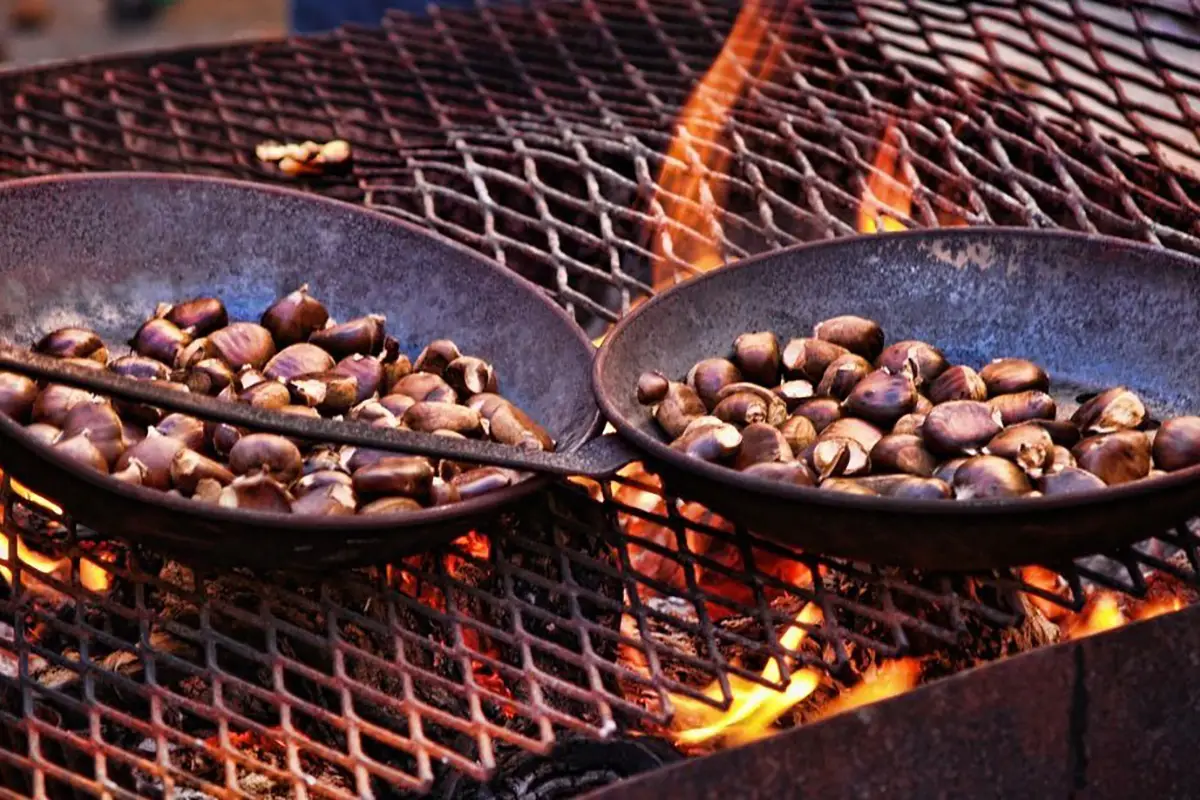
0,0 -> 1197,794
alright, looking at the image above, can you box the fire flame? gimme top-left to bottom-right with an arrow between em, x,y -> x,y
812,658 -> 922,722
671,603 -> 822,747
651,0 -> 784,289
857,119 -> 912,234
0,476 -> 110,593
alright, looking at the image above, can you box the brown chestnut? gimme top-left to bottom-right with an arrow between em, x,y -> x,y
913,394 -> 934,415
302,448 -> 346,476
353,456 -> 435,499
732,331 -> 780,385
1073,430 -> 1152,486
335,354 -> 385,403
183,358 -> 236,396
403,402 -> 483,436
239,379 -> 292,410
952,455 -> 1032,500
843,369 -> 917,428
378,394 -> 418,419
928,365 -> 987,404
1050,445 -> 1076,472
781,337 -> 849,383
922,400 -> 1003,456
892,413 -> 926,437
261,285 -> 330,346
0,372 -> 39,421
1071,387 -> 1146,434
713,383 -> 787,427
1152,416 -> 1200,472
732,423 -> 793,470
291,483 -> 357,515
636,371 -> 670,405
654,381 -> 707,439
1040,419 -> 1081,447
857,474 -> 953,500
450,467 -> 515,501
933,457 -> 967,484
309,315 -> 386,359
160,297 -> 228,336
292,469 -> 354,498
391,373 -> 458,404
671,421 -> 742,462
36,327 -> 109,363
169,449 -> 235,495
813,315 -> 884,361
686,358 -> 742,409
218,474 -> 292,513
228,433 -> 303,482
988,391 -> 1057,426
489,404 -> 554,451
25,422 -> 61,446
132,318 -> 192,365
442,356 -> 497,398
986,423 -> 1055,478
979,358 -> 1049,396
208,422 -> 246,458
818,418 -> 884,452
109,354 -> 171,381
210,322 -> 277,370
818,478 -> 879,496
413,339 -> 463,377
264,343 -> 336,381
287,372 -> 358,415
876,340 -> 947,385
155,413 -> 208,452
713,391 -> 772,427
774,380 -> 815,411
740,460 -> 816,487
1038,467 -> 1106,497
790,398 -> 843,433
869,434 -> 937,477
53,433 -> 109,473
33,384 -> 94,427
61,399 -> 126,466
116,429 -> 185,490
349,400 -> 396,423
808,437 -> 870,480
380,354 -> 413,396
175,336 -> 220,369
816,353 -> 871,400
779,414 -> 818,453
360,496 -> 424,514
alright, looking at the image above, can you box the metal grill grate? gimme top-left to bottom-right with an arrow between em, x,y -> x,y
0,0 -> 1197,795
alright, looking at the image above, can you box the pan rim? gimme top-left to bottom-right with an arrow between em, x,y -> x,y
0,172 -> 605,535
593,226 -> 1200,520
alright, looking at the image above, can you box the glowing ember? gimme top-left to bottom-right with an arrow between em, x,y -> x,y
1133,596 -> 1184,620
671,603 -> 822,747
1066,592 -> 1126,639
651,0 -> 784,288
10,479 -> 63,515
857,119 -> 912,234
812,658 -> 922,722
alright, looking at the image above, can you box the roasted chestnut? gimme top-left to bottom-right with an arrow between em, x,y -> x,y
774,380 -> 815,411
210,322 -> 277,370
155,413 -> 208,452
813,315 -> 884,361
360,496 -> 424,514
927,365 -> 987,404
869,434 -> 937,477
779,414 -> 818,453
175,337 -> 220,369
116,429 -> 185,490
239,379 -> 292,410
183,358 -> 236,396
293,469 -> 354,497
36,327 -> 108,363
790,397 -> 843,433
843,368 -> 917,428
218,474 -> 293,513
0,372 -> 39,421
353,456 -> 435,499
261,285 -> 330,346
654,381 -> 707,438
1073,430 -> 1152,485
818,418 -> 884,452
489,404 -> 554,451
264,343 -> 336,381
808,437 -> 871,480
1038,467 -> 1106,496
985,423 -> 1054,477
876,340 -> 947,385
291,483 -> 357,515
978,358 -> 1049,396
1151,416 -> 1200,472
636,371 -> 671,405
334,354 -> 385,404
1071,387 -> 1146,434
740,460 -> 816,486
732,423 -> 793,470
391,372 -> 457,404
287,372 -> 358,415
160,297 -> 228,336
819,477 -> 879,495
922,400 -> 1003,456
228,433 -> 303,482
309,315 -> 386,359
1050,445 -> 1076,472
857,474 -> 953,500
109,355 -> 171,382
450,467 -> 515,501
403,401 -> 483,436
25,422 -> 61,446
53,433 -> 109,473
60,399 -> 126,466
816,353 -> 871,400
781,337 -> 849,383
988,391 -> 1057,426
170,449 -> 235,495
686,358 -> 742,409
732,331 -> 780,385
378,394 -> 418,419
952,455 -> 1032,500
34,384 -> 95,428
892,413 -> 926,437
933,457 -> 966,484
132,318 -> 192,365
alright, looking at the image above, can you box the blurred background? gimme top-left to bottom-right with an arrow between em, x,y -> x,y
1,0 -> 285,66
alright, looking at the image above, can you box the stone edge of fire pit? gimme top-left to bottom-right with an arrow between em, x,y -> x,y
582,603 -> 1200,799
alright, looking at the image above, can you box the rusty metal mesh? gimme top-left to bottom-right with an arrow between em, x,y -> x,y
0,0 -> 1198,795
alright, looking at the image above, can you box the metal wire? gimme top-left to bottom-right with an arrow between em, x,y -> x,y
0,0 -> 1197,794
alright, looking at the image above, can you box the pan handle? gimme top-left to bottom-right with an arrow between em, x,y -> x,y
564,432 -> 641,478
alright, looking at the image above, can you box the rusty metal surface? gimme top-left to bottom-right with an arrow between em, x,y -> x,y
0,0 -> 1196,795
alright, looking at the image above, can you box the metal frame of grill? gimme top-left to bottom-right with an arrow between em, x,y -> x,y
0,0 -> 1198,795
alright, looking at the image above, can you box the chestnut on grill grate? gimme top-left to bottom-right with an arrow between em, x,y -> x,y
1,289 -> 555,515
638,315 -> 1200,500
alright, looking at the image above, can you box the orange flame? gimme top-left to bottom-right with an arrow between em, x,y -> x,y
812,658 -> 922,722
671,603 -> 822,747
1066,592 -> 1126,639
651,0 -> 784,288
857,120 -> 912,234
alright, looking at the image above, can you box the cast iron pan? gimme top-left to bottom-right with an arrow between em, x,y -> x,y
594,229 -> 1200,570
0,173 -> 605,569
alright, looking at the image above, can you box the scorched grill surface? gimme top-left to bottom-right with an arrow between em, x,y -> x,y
0,0 -> 1198,796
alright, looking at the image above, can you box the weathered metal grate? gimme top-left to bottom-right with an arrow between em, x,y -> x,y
0,0 -> 1197,795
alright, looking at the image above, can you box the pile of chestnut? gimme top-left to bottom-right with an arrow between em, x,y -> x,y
636,315 -> 1200,500
0,288 -> 553,515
